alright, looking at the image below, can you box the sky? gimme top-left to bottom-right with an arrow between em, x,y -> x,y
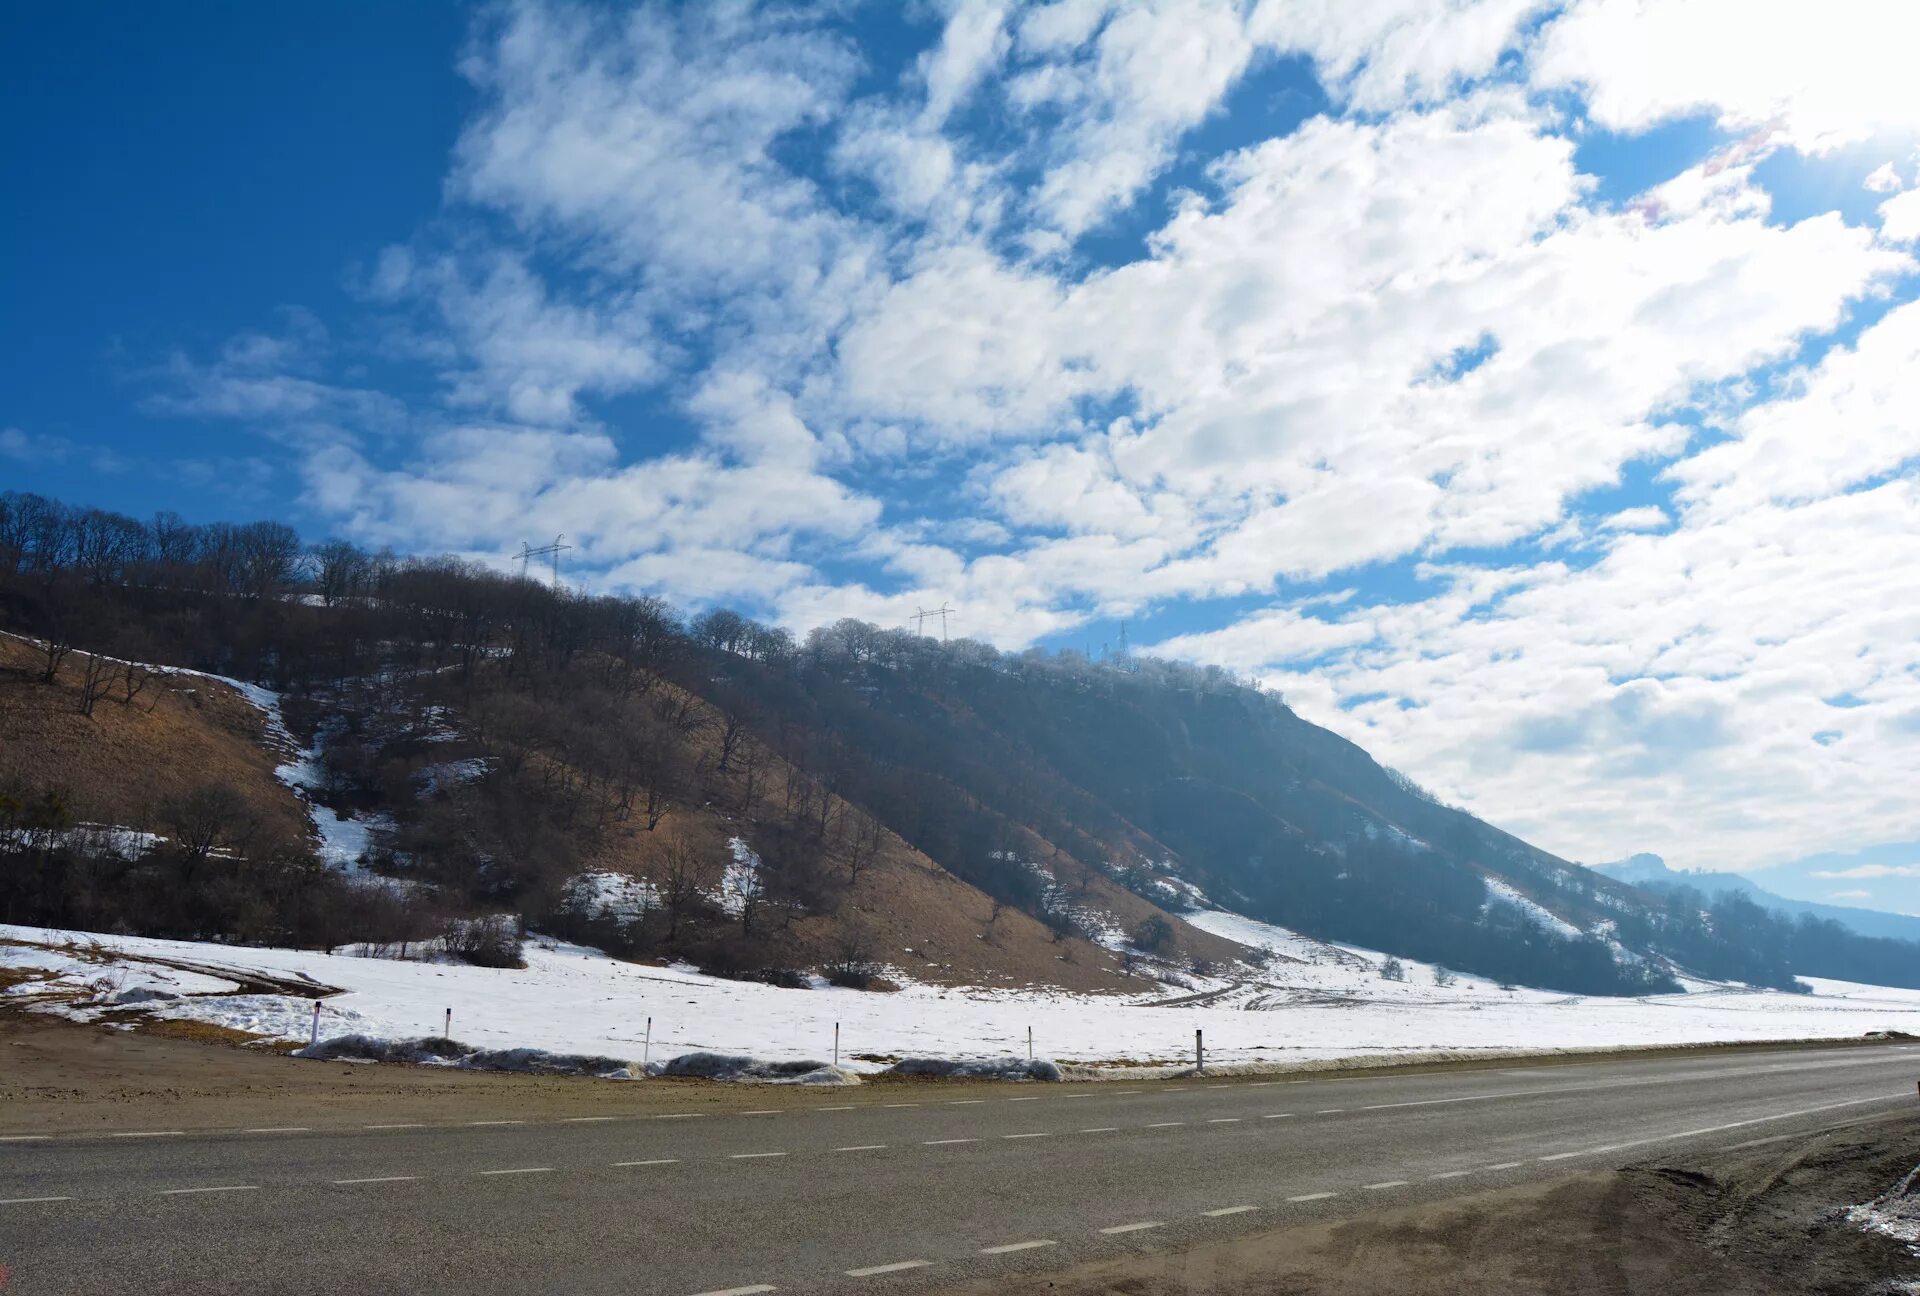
5,1 -> 1920,908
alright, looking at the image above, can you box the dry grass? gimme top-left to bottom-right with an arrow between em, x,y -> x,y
0,634 -> 310,844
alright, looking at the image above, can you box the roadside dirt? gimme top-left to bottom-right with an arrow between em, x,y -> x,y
948,1112 -> 1920,1296
4,1010 -> 1912,1137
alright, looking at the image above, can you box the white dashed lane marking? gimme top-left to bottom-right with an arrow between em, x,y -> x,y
613,1159 -> 679,1167
110,1131 -> 183,1138
245,1127 -> 310,1134
1002,1133 -> 1049,1140
1204,1205 -> 1258,1217
834,1145 -> 888,1152
1429,1170 -> 1474,1180
1288,1191 -> 1339,1202
365,1123 -> 425,1130
563,1116 -> 617,1123
158,1185 -> 258,1195
0,1136 -> 50,1142
1363,1180 -> 1409,1191
1,1196 -> 72,1205
980,1240 -> 1057,1254
729,1152 -> 787,1160
1147,1122 -> 1185,1128
690,1286 -> 777,1296
925,1138 -> 979,1145
1208,1118 -> 1241,1124
1099,1221 -> 1164,1234
1079,1127 -> 1119,1133
479,1167 -> 554,1176
1484,1162 -> 1526,1170
845,1260 -> 931,1277
333,1176 -> 419,1185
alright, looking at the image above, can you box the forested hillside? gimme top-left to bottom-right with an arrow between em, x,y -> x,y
4,488 -> 1917,997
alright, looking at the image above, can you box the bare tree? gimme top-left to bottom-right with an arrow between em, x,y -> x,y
844,809 -> 883,886
657,831 -> 705,941
77,649 -> 116,717
716,708 -> 752,774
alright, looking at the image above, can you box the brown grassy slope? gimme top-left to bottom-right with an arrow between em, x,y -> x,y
0,635 -> 310,845
521,674 -> 1251,994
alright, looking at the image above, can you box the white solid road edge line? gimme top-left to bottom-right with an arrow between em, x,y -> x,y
845,1261 -> 932,1277
1532,1094 -> 1904,1165
980,1240 -> 1057,1254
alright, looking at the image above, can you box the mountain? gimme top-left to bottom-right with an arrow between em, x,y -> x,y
1595,853 -> 1920,944
8,486 -> 1920,997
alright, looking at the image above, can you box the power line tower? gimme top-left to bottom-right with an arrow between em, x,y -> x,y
518,534 -> 572,588
910,603 -> 955,642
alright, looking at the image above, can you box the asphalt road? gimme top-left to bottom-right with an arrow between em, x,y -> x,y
2,1043 -> 1917,1295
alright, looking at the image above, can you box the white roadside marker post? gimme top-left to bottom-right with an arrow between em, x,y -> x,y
644,1016 -> 652,1070
834,1022 -> 840,1068
309,1000 -> 321,1048
1028,1026 -> 1034,1063
1195,1028 -> 1204,1075
444,1007 -> 452,1038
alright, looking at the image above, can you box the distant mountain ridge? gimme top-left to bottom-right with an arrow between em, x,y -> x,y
1594,853 -> 1920,944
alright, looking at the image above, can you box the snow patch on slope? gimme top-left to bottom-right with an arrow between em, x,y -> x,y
1483,877 -> 1584,940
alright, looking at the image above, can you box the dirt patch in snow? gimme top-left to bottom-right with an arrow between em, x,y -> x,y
947,1110 -> 1920,1296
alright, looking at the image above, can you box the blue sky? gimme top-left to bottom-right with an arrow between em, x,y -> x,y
6,1 -> 1920,907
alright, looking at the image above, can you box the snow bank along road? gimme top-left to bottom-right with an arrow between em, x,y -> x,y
2,1044 -> 1917,1295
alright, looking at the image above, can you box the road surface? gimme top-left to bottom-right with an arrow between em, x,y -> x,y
2,1043 -> 1916,1294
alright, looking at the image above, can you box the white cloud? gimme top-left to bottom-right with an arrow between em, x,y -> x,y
1879,187 -> 1920,243
1009,0 -> 1257,239
1602,506 -> 1670,532
1249,0 -> 1547,111
1812,865 -> 1920,880
1864,160 -> 1903,193
1532,0 -> 1920,152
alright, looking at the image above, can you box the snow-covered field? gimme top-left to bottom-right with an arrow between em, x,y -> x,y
8,913 -> 1920,1077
